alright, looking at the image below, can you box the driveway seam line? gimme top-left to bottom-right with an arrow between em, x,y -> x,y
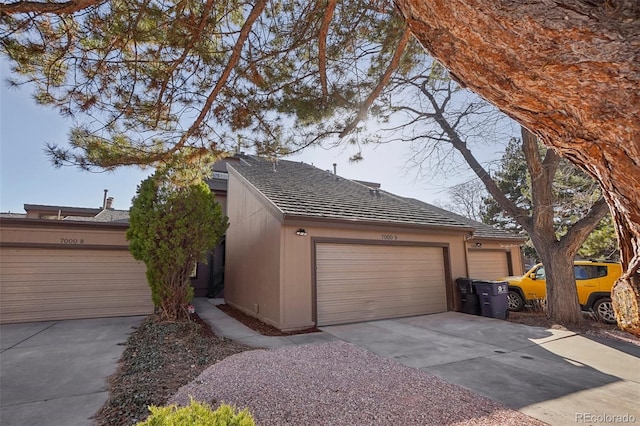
2,321 -> 60,351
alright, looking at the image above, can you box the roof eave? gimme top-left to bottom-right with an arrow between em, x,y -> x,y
282,213 -> 475,233
470,235 -> 527,242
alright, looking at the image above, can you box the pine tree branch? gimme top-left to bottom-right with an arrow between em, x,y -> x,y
0,0 -> 101,15
318,0 -> 337,98
164,0 -> 268,160
339,27 -> 411,138
153,0 -> 216,126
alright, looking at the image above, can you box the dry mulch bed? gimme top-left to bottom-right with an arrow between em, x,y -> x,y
93,314 -> 250,426
216,303 -> 319,336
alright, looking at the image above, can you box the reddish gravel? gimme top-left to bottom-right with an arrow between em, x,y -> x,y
170,341 -> 546,425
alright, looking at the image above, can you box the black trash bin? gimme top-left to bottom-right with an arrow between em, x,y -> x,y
455,278 -> 480,315
473,280 -> 509,319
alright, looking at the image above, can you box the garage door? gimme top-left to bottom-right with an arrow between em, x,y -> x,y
316,243 -> 447,326
0,247 -> 153,324
467,250 -> 509,280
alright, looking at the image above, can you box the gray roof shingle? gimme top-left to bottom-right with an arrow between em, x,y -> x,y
63,209 -> 130,223
229,156 -> 474,230
401,198 -> 525,240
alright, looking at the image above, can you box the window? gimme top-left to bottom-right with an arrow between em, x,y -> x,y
574,265 -> 605,280
596,265 -> 608,278
534,266 -> 546,280
574,266 -> 588,280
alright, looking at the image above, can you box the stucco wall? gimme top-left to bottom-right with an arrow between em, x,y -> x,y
0,219 -> 131,247
224,172 -> 282,327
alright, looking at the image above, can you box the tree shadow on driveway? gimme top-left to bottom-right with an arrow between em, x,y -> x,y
321,312 -> 640,425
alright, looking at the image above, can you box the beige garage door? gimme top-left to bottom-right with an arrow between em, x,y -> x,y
316,243 -> 447,326
0,247 -> 153,324
467,250 -> 509,280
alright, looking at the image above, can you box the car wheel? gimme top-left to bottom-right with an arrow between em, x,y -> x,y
507,290 -> 525,312
593,298 -> 616,324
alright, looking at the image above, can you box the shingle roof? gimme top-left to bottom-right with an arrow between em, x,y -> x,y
0,213 -> 27,219
23,204 -> 102,215
229,156 -> 474,230
401,198 -> 525,241
63,209 -> 130,223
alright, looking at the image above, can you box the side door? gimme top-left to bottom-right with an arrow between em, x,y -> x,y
523,265 -> 547,301
574,265 -> 601,305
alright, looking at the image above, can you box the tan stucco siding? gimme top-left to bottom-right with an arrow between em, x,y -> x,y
224,173 -> 281,327
280,223 -> 469,330
1,221 -> 130,247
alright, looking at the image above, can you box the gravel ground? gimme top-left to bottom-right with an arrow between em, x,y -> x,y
170,341 -> 546,425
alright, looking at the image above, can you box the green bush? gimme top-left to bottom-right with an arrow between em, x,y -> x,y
136,399 -> 254,426
127,172 -> 228,321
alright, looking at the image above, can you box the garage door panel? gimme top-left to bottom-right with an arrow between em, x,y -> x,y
0,247 -> 153,323
316,243 -> 447,326
318,281 -> 445,296
1,287 -> 151,300
468,250 -> 509,280
0,295 -> 151,313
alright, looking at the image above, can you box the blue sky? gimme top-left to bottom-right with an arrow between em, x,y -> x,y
0,63 -> 153,212
1,58 -> 511,213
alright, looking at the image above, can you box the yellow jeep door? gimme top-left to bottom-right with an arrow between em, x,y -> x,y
523,265 -> 547,300
574,265 -> 599,305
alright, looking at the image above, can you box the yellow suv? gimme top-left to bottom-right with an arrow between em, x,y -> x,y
502,261 -> 621,323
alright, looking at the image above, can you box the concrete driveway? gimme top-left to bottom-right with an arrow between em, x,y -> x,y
0,316 -> 144,426
321,312 -> 640,426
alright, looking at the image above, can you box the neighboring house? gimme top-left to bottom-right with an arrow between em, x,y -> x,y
0,200 -> 153,324
222,155 -> 525,331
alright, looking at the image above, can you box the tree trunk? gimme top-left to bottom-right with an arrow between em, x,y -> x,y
395,0 -> 640,336
532,237 -> 584,324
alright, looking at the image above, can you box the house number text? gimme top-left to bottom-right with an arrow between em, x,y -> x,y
60,238 -> 84,244
381,234 -> 398,240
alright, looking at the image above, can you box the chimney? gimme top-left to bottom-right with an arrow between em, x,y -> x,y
333,163 -> 337,175
105,197 -> 114,210
102,189 -> 108,209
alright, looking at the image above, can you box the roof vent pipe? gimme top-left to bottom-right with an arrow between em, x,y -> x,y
333,163 -> 337,175
102,189 -> 108,209
106,197 -> 114,210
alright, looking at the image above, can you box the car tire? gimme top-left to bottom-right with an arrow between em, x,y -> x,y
507,290 -> 525,312
593,298 -> 616,324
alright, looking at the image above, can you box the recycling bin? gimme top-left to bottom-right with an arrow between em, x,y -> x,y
473,280 -> 509,319
455,278 -> 480,315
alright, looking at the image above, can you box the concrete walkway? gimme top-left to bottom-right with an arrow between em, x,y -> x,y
193,298 -> 640,426
0,316 -> 144,426
191,298 -> 338,348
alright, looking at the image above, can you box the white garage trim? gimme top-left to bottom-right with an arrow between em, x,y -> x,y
467,249 -> 511,280
0,247 -> 152,323
315,242 -> 448,326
